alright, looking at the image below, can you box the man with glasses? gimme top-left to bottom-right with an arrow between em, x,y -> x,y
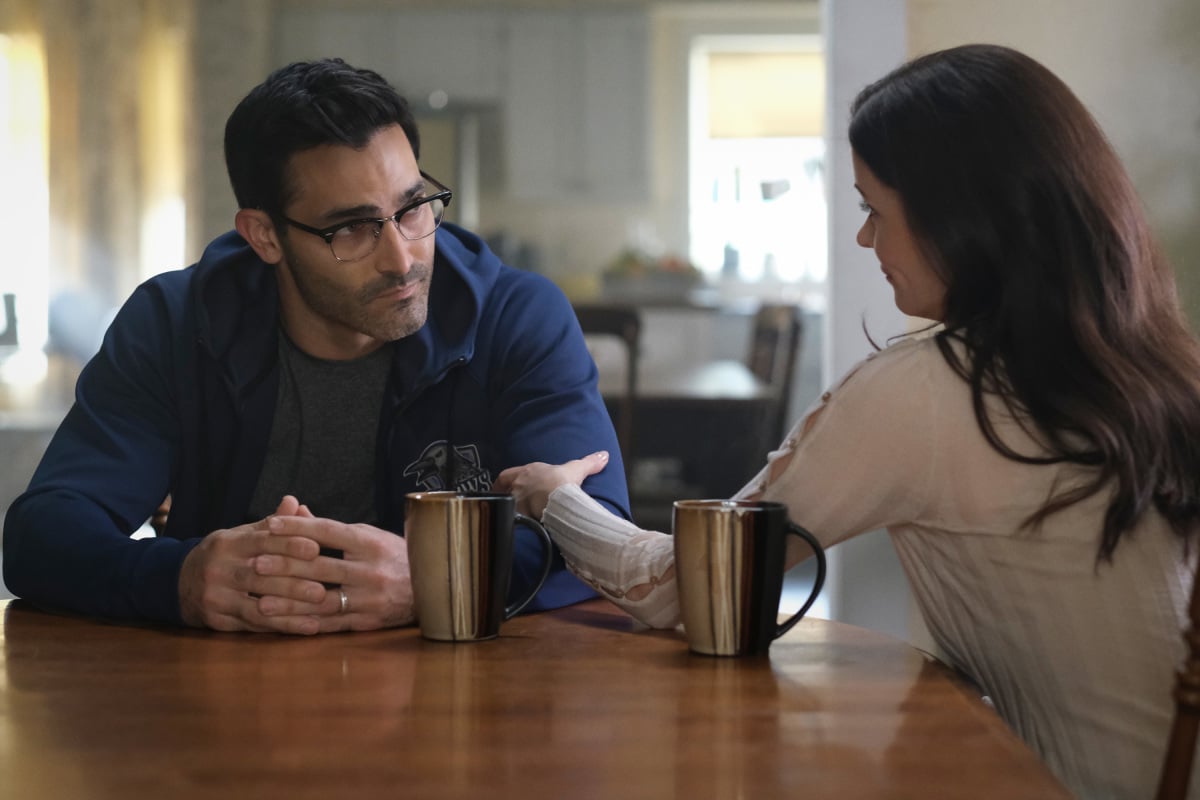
3,58 -> 628,634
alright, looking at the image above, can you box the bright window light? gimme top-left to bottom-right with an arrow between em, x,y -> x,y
138,25 -> 187,280
688,37 -> 827,303
0,32 -> 50,386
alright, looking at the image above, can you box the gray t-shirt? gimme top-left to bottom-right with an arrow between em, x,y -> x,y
247,331 -> 391,523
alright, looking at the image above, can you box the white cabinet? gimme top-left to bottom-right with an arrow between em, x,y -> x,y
504,10 -> 648,199
273,9 -> 506,104
273,6 -> 649,200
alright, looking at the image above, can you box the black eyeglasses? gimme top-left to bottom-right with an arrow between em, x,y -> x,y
280,171 -> 453,262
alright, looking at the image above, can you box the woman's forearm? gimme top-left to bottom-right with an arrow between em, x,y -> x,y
541,484 -> 681,629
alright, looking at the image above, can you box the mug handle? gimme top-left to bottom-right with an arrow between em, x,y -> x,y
503,513 -> 555,620
773,523 -> 827,640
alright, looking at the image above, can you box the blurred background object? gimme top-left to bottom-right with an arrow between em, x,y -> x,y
0,293 -> 16,346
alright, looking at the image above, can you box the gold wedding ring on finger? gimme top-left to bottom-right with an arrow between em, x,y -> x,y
337,587 -> 349,615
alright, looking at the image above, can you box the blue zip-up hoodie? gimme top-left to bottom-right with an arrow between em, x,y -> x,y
3,224 -> 627,624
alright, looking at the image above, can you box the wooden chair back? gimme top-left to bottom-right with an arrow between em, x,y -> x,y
1158,560 -> 1200,800
574,304 -> 641,477
746,304 -> 803,445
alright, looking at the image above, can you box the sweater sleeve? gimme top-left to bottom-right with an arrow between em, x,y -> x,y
482,270 -> 630,611
2,282 -> 197,624
542,484 -> 679,628
537,338 -> 945,628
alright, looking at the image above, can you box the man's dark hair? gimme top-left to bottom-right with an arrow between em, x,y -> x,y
224,58 -> 420,215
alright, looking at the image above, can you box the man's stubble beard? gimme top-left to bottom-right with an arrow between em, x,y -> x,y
282,242 -> 433,344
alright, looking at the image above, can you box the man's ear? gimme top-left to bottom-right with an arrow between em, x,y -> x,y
235,208 -> 284,265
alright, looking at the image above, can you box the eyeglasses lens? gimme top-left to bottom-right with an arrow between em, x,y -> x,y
328,188 -> 447,262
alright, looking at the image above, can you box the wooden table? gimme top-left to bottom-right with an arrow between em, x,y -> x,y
0,598 -> 1068,799
597,358 -> 771,401
597,360 -> 778,523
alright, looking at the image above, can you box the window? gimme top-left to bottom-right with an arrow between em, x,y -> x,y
688,38 -> 826,304
0,11 -> 190,396
138,22 -> 187,283
0,32 -> 49,386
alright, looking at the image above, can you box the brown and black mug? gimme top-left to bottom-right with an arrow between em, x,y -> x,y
673,499 -> 826,656
405,491 -> 553,642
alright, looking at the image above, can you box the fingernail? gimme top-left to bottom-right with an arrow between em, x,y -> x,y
595,451 -> 609,461
267,516 -> 281,531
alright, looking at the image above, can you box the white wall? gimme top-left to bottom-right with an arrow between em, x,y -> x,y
908,0 -> 1200,323
821,0 -> 919,645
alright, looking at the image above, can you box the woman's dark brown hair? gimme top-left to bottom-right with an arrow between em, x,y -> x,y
849,43 -> 1200,560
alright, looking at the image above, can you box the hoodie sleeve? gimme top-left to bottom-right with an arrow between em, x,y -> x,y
482,270 -> 631,611
2,281 -> 199,624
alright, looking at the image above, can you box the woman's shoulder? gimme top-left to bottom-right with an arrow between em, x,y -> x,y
832,329 -> 960,394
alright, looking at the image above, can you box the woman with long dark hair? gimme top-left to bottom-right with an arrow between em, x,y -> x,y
495,44 -> 1200,798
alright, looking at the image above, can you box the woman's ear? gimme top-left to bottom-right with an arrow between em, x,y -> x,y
235,208 -> 284,265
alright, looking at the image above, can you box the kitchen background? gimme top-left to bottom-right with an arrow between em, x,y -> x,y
1,0 -> 1197,647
